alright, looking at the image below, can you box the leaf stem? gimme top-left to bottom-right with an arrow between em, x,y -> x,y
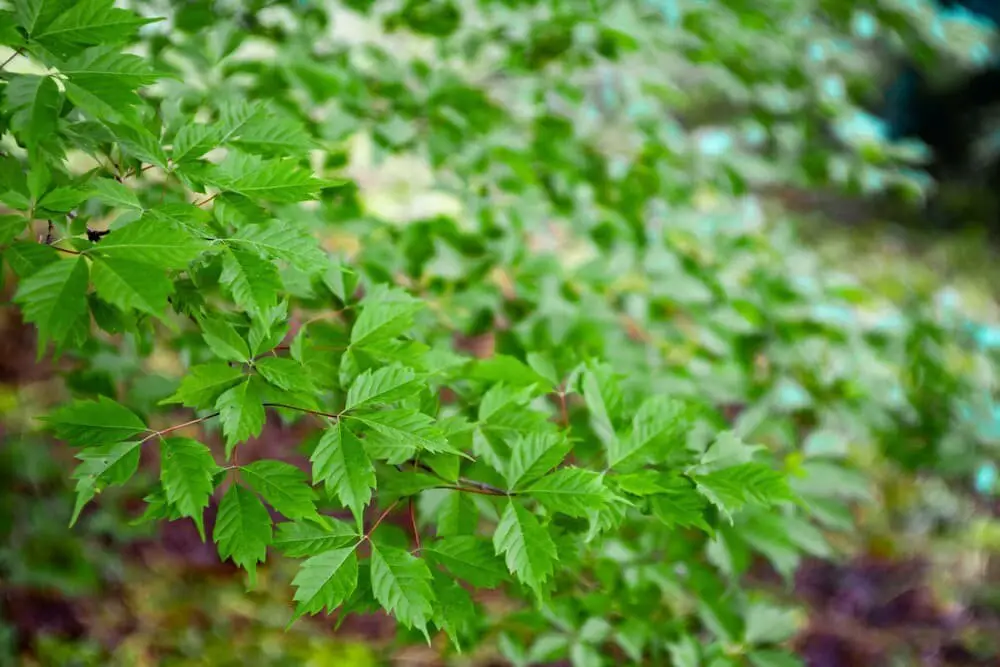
0,48 -> 23,71
261,402 -> 340,421
194,193 -> 218,207
408,496 -> 421,553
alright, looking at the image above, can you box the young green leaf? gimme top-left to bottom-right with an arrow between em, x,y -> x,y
431,570 -> 477,651
436,491 -> 480,537
274,519 -> 357,558
43,395 -> 146,446
505,431 -> 571,490
5,74 -> 61,157
214,483 -> 272,588
209,152 -> 327,203
311,421 -> 375,530
608,395 -> 691,470
86,218 -> 207,269
199,316 -> 251,363
525,468 -> 610,518
216,377 -> 266,457
254,356 -> 315,394
90,177 -> 142,211
13,255 -> 90,352
229,221 -> 327,274
220,247 -> 282,317
349,409 -> 456,463
70,440 -> 142,526
344,364 -> 422,411
581,364 -> 622,450
290,546 -> 359,622
33,0 -> 158,54
423,536 -> 510,588
160,363 -> 246,410
349,285 -> 424,349
493,500 -> 558,597
90,257 -> 172,316
369,543 -> 435,638
160,437 -> 218,540
240,459 -> 319,522
692,463 -> 794,524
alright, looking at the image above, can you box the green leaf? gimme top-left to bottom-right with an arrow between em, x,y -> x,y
525,468 -> 610,518
160,363 -> 246,410
229,221 -> 327,274
431,570 -> 476,651
172,122 -> 222,163
692,463 -> 794,523
254,356 -> 315,394
608,395 -> 691,470
648,474 -> 711,532
311,421 -> 374,530
344,364 -> 421,411
581,364 -> 621,450
424,536 -> 510,588
15,0 -> 67,36
160,437 -> 218,540
744,602 -> 802,645
369,543 -> 435,637
505,431 -> 571,490
90,178 -> 142,211
43,395 -> 146,446
13,255 -> 89,352
290,547 -> 359,622
87,218 -> 207,269
229,109 -> 316,156
349,409 -> 456,463
209,151 -> 327,203
0,215 -> 27,245
240,460 -> 318,522
350,285 -> 424,349
33,0 -> 157,53
471,355 -> 553,389
493,500 -> 557,597
70,440 -> 141,526
5,74 -> 61,157
216,377 -> 266,458
220,247 -> 281,317
38,187 -> 87,213
214,483 -> 272,588
198,317 -> 251,364
274,519 -> 356,558
91,257 -> 171,316
436,491 -> 479,537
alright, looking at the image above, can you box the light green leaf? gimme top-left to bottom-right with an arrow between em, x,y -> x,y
160,437 -> 218,540
213,483 -> 272,588
349,285 -> 424,349
13,255 -> 89,352
229,221 -> 327,273
216,377 -> 266,458
369,543 -> 435,637
91,257 -> 171,316
525,468 -> 610,518
160,363 -> 245,410
506,431 -> 571,490
349,409 -> 458,464
5,74 -> 61,156
345,364 -> 421,411
199,316 -> 251,363
254,356 -> 315,394
608,395 -> 691,470
70,440 -> 141,526
431,570 -> 476,651
436,491 -> 479,537
692,463 -> 794,524
229,109 -> 316,156
290,547 -> 358,622
240,459 -> 318,522
744,602 -> 802,645
209,151 -> 327,203
274,519 -> 356,558
648,474 -> 711,532
220,247 -> 281,316
33,0 -> 157,52
38,188 -> 87,212
43,395 -> 146,446
311,421 -> 374,530
423,536 -> 510,588
581,364 -> 621,450
86,218 -> 207,269
90,177 -> 140,210
493,500 -> 557,597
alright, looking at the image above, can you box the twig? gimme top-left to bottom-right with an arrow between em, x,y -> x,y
361,501 -> 400,543
408,497 -> 421,552
141,413 -> 219,444
413,461 -> 510,496
261,402 -> 340,421
194,193 -> 218,207
0,48 -> 23,71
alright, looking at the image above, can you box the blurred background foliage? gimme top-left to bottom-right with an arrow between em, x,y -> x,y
2,0 -> 1000,665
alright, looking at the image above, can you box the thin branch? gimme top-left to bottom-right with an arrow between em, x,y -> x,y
413,461 -> 510,496
361,501 -> 400,543
141,412 -> 219,444
194,193 -> 218,207
408,497 -> 421,553
261,402 -> 340,421
0,48 -> 23,71
52,245 -> 82,255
